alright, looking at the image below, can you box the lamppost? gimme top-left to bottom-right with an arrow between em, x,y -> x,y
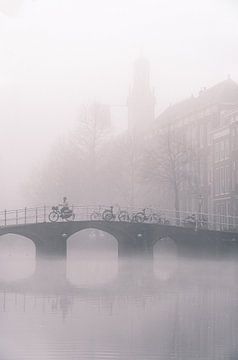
194,193 -> 204,231
197,194 -> 204,229
198,194 -> 203,214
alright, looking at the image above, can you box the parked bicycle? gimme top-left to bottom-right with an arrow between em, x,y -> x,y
157,216 -> 170,225
101,206 -> 130,222
197,214 -> 208,229
182,214 -> 196,228
101,206 -> 115,221
90,209 -> 102,221
118,209 -> 130,222
134,208 -> 160,223
48,206 -> 75,222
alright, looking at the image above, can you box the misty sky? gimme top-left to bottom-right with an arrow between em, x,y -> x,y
0,0 -> 238,207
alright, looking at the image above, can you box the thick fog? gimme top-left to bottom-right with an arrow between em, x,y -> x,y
1,3 -> 238,359
0,0 -> 238,208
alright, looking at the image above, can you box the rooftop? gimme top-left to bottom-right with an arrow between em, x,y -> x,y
157,78 -> 238,124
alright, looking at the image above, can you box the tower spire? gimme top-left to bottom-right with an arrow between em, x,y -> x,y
127,57 -> 155,134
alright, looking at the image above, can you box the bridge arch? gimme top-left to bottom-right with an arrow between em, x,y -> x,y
0,233 -> 36,281
65,222 -> 127,244
0,228 -> 44,247
153,236 -> 178,252
66,228 -> 118,287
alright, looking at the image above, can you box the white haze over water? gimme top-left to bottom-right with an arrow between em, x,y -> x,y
0,0 -> 238,207
1,236 -> 238,360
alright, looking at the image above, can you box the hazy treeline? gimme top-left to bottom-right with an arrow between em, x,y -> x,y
26,103 -> 198,213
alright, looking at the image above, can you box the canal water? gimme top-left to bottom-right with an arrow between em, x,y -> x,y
0,231 -> 238,360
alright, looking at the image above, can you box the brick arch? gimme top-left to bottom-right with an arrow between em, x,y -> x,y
65,224 -> 122,245
0,230 -> 40,248
153,236 -> 178,252
66,228 -> 119,258
67,228 -> 119,243
66,228 -> 119,288
0,233 -> 36,282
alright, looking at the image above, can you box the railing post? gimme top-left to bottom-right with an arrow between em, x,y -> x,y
24,207 -> 27,224
43,205 -> 46,223
195,213 -> 198,231
16,210 -> 18,225
35,208 -> 38,224
72,205 -> 74,220
4,209 -> 6,227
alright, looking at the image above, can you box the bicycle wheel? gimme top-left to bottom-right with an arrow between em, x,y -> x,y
102,210 -> 113,221
130,214 -> 136,223
135,212 -> 145,223
65,213 -> 75,222
118,211 -> 129,222
90,212 -> 101,220
151,213 -> 160,223
49,211 -> 59,222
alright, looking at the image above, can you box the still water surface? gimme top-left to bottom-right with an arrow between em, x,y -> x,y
0,231 -> 238,360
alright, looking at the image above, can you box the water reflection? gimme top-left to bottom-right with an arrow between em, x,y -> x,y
153,237 -> 178,281
0,234 -> 35,281
67,229 -> 118,287
0,233 -> 238,359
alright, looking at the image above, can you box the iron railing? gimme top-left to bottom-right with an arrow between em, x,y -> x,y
0,205 -> 237,233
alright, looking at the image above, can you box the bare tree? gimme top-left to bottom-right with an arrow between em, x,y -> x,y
69,103 -> 111,203
26,102 -> 111,205
99,132 -> 140,206
141,125 -> 196,220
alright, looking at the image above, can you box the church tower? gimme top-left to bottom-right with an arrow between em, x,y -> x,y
127,57 -> 156,134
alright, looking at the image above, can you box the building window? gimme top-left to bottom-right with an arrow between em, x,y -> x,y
220,167 -> 225,194
231,126 -> 238,150
232,161 -> 236,191
215,168 -> 220,195
211,113 -> 219,129
224,137 -> 230,159
225,165 -> 230,193
220,140 -> 225,161
200,124 -> 207,148
236,164 -> 238,187
215,142 -> 219,163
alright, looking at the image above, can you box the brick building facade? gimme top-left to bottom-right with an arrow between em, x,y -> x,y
155,78 -> 238,220
211,109 -> 238,228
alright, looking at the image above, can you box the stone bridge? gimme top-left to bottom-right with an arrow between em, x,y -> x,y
1,220 -> 238,260
1,211 -> 238,291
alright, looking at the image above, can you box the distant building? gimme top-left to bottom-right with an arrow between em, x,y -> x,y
155,78 -> 238,218
211,108 -> 238,229
127,57 -> 156,135
94,103 -> 111,129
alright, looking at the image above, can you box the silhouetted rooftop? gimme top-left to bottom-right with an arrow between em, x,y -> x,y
157,78 -> 238,124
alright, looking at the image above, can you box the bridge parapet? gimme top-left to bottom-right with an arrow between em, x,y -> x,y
0,205 -> 238,233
